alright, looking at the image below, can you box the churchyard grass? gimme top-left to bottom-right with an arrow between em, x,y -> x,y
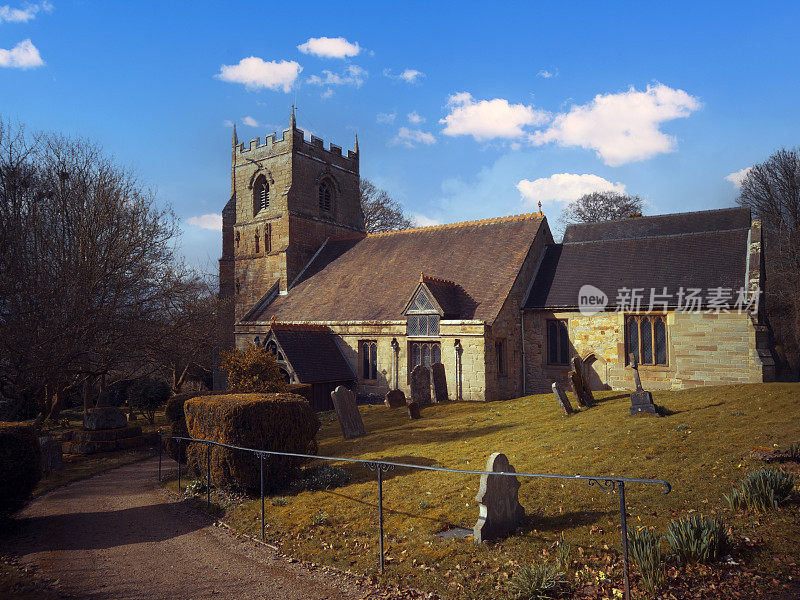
215,383 -> 800,598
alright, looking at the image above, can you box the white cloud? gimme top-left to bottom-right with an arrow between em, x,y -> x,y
440,92 -> 549,141
0,1 -> 52,24
407,111 -> 424,124
0,39 -> 43,69
726,167 -> 752,188
222,119 -> 234,127
531,83 -> 701,166
399,68 -> 424,83
241,116 -> 259,127
376,111 -> 396,124
516,173 -> 627,209
537,69 -> 557,79
297,36 -> 361,59
390,127 -> 436,148
412,214 -> 440,227
216,57 -> 302,92
307,64 -> 367,88
186,213 -> 223,231
320,87 -> 334,99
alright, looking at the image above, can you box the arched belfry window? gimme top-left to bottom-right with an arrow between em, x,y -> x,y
318,180 -> 332,212
253,175 -> 269,215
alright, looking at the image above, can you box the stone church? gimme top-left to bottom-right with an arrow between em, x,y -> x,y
215,114 -> 774,407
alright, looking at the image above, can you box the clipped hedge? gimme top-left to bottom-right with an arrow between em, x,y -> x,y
0,422 -> 42,518
184,393 -> 319,492
164,392 -> 198,463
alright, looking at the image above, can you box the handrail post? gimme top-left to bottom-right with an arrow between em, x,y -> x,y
260,453 -> 265,541
206,442 -> 211,510
377,466 -> 384,574
619,481 -> 631,600
157,432 -> 162,482
177,438 -> 182,492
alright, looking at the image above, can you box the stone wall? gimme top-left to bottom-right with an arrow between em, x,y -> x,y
524,309 -> 772,393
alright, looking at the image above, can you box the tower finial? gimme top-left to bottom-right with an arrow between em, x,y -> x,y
354,132 -> 359,154
232,123 -> 238,147
290,104 -> 296,129
537,200 -> 543,217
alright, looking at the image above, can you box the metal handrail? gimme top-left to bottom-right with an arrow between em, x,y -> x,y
158,433 -> 671,600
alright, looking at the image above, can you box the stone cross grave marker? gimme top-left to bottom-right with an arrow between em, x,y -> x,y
330,386 -> 366,439
384,389 -> 406,408
473,452 -> 526,543
570,356 -> 595,407
407,400 -> 421,420
431,362 -> 449,403
628,354 -> 660,416
551,381 -> 574,416
410,365 -> 432,406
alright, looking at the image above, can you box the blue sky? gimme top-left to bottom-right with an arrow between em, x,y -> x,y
2,1 -> 799,271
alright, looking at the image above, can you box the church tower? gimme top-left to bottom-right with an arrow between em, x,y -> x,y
219,109 -> 363,323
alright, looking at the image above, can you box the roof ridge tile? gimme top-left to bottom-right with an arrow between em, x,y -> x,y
367,212 -> 543,238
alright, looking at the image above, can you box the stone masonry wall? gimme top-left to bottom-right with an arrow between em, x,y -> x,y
524,309 -> 770,393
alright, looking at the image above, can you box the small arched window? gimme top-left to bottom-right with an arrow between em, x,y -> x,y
253,175 -> 269,215
318,180 -> 332,212
235,230 -> 240,249
264,223 -> 271,253
235,278 -> 240,295
255,229 -> 260,253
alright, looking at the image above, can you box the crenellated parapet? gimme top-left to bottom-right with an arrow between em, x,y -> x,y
235,126 -> 358,172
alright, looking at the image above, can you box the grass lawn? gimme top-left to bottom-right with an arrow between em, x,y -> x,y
205,383 -> 800,599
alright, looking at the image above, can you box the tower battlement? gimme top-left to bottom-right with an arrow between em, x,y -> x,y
235,126 -> 359,170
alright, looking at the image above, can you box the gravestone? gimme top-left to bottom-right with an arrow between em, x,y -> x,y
570,357 -> 595,407
410,365 -> 432,406
473,452 -> 525,543
407,400 -> 421,420
431,362 -> 449,403
83,406 -> 127,430
330,386 -> 366,439
384,389 -> 406,408
551,382 -> 574,416
39,436 -> 63,473
628,354 -> 660,416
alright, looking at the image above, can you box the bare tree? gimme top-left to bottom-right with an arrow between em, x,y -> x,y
560,191 -> 644,226
737,148 -> 800,376
360,178 -> 413,233
0,119 -> 191,421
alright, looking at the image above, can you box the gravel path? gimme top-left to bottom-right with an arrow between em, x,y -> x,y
4,457 -> 370,600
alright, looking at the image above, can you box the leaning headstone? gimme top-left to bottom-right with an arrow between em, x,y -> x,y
551,382 -> 574,416
570,357 -> 595,407
431,362 -> 449,403
83,406 -> 128,430
384,389 -> 406,408
407,400 -> 421,420
410,365 -> 432,406
330,386 -> 366,439
473,452 -> 525,543
628,354 -> 660,416
39,436 -> 63,474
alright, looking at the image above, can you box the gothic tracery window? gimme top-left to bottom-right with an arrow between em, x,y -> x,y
626,315 -> 668,366
253,175 -> 269,215
318,180 -> 332,212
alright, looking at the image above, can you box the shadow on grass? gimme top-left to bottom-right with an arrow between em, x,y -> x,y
321,489 -> 462,529
525,509 -> 615,532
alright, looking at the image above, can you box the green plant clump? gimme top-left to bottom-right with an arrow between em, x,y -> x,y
509,539 -> 571,600
628,526 -> 665,596
665,514 -> 731,564
725,467 -> 796,512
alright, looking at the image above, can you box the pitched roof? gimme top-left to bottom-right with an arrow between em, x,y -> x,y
525,207 -> 752,309
269,324 -> 355,383
251,213 -> 545,323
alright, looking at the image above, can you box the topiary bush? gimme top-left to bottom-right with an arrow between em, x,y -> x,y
628,526 -> 665,596
184,393 -> 319,493
0,422 -> 42,519
724,467 -> 796,512
221,344 -> 288,394
665,514 -> 731,565
128,377 -> 171,424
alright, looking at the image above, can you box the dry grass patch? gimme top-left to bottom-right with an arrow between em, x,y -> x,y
218,383 -> 800,599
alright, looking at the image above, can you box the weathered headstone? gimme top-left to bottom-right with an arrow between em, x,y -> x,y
628,354 -> 660,416
570,357 -> 595,407
431,362 -> 449,403
83,406 -> 127,430
384,389 -> 406,408
473,452 -> 525,543
551,382 -> 574,416
407,400 -> 421,420
410,365 -> 432,406
330,386 -> 366,439
39,436 -> 63,473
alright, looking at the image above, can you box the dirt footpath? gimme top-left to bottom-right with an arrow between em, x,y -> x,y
3,457 -> 371,600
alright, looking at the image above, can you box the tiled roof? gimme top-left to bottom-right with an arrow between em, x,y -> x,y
525,207 -> 752,309
251,213 -> 545,323
271,325 -> 355,383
